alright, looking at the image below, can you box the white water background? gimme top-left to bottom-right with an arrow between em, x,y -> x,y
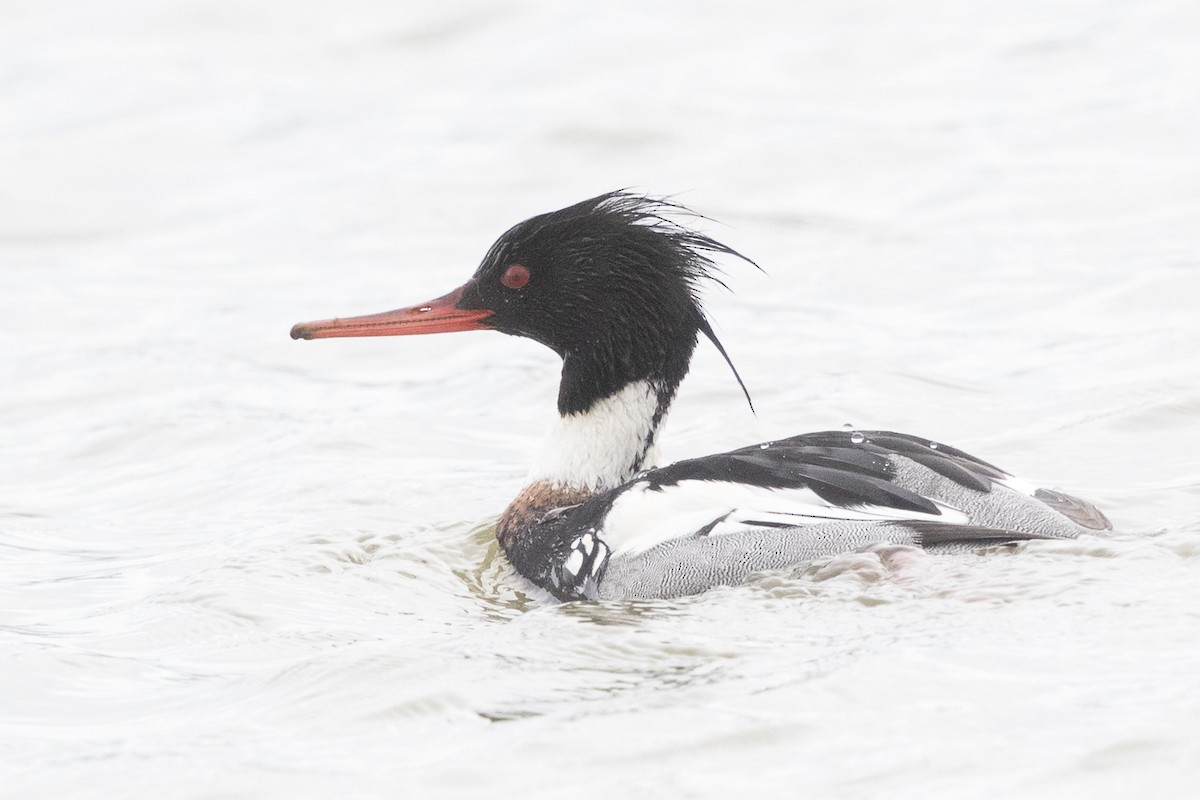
3,1 -> 1200,797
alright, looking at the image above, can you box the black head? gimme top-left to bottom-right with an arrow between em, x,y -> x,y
291,191 -> 755,415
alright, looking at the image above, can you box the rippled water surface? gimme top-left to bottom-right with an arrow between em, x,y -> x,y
4,1 -> 1200,797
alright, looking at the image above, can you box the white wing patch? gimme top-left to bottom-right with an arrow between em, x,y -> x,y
599,479 -> 968,555
994,474 -> 1040,496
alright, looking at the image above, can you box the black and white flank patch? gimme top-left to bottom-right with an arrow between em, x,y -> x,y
548,529 -> 610,600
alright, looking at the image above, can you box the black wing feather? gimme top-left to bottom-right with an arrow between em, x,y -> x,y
644,430 -> 998,517
900,521 -> 1055,546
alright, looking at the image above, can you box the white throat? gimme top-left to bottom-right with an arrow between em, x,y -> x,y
526,380 -> 667,492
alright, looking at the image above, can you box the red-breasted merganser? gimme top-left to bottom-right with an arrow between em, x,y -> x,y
291,191 -> 1111,600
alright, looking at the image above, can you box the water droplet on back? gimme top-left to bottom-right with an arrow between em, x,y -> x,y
850,432 -> 865,444
759,443 -> 770,449
929,441 -> 939,450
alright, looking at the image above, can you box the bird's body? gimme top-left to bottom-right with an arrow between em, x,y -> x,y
292,192 -> 1110,600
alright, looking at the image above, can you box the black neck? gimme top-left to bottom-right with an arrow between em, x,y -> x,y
555,317 -> 699,417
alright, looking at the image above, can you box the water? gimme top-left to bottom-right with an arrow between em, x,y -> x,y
3,1 -> 1200,796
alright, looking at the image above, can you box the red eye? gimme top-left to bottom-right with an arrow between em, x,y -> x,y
501,264 -> 531,290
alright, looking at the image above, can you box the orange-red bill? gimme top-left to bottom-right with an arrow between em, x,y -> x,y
290,285 -> 492,340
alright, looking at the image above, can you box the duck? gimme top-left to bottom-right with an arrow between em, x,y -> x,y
290,191 -> 1111,601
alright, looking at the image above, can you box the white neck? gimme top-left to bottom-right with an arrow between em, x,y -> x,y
526,380 -> 667,492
